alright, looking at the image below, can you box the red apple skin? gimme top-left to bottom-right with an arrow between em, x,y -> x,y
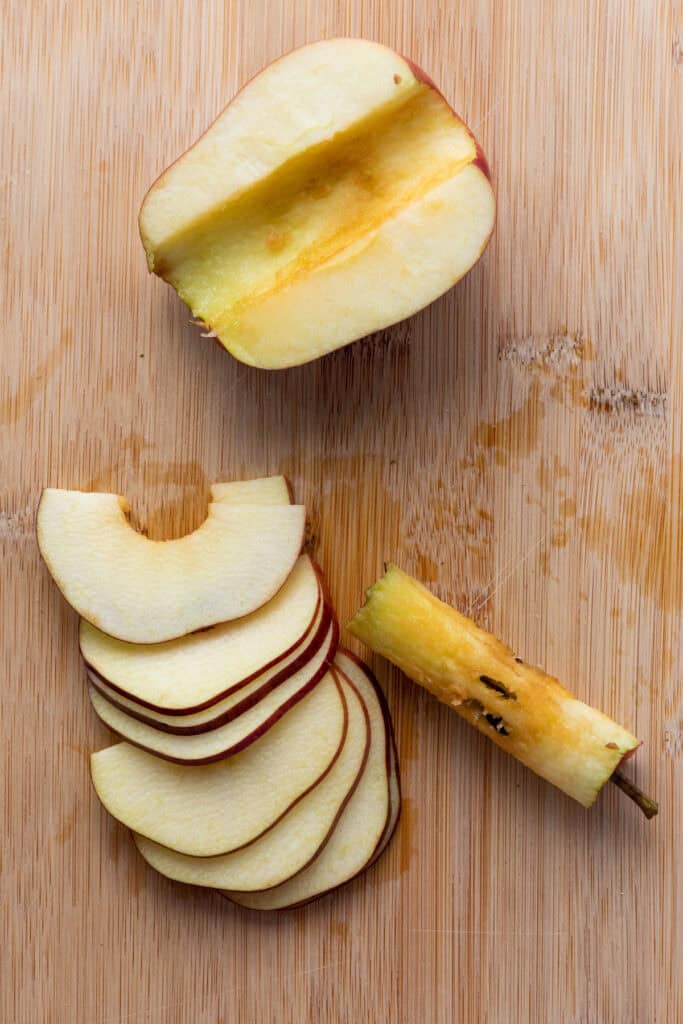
95,617 -> 340,766
218,650 -> 401,909
81,559 -> 328,715
88,603 -> 336,735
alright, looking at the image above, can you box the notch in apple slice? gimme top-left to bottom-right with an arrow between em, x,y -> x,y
86,594 -> 330,733
37,489 -> 305,643
90,669 -> 346,857
139,38 -> 495,369
89,617 -> 338,763
223,649 -> 398,909
133,667 -> 369,891
80,554 -> 322,713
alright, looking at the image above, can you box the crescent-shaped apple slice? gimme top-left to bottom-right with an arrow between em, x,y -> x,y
80,554 -> 321,711
37,489 -> 305,643
133,668 -> 369,891
89,619 -> 338,763
223,650 -> 396,909
90,670 -> 346,857
139,38 -> 495,368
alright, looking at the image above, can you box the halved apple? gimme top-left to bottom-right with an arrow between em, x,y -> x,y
139,38 -> 495,369
211,476 -> 292,505
89,618 -> 337,763
224,650 -> 395,909
80,554 -> 321,711
86,594 -> 330,732
90,670 -> 346,856
37,489 -> 305,643
133,668 -> 368,891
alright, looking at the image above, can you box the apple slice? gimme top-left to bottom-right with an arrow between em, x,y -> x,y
38,490 -> 305,643
210,476 -> 292,505
90,670 -> 346,856
79,554 -> 321,712
89,617 -> 337,763
133,668 -> 369,891
223,650 -> 395,909
139,38 -> 495,369
86,596 -> 330,732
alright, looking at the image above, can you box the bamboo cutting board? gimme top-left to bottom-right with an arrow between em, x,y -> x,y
2,2 -> 681,1021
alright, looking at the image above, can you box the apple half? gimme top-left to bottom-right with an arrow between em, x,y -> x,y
133,668 -> 369,891
224,650 -> 396,909
86,593 -> 331,732
89,618 -> 337,763
139,38 -> 495,369
80,554 -> 321,712
90,670 -> 346,857
37,489 -> 305,643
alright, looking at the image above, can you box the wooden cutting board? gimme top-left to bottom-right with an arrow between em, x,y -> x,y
3,2 -> 681,1020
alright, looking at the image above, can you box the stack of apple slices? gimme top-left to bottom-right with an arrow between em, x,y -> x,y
37,477 -> 400,908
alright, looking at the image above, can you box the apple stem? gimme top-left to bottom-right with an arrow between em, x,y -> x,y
610,770 -> 658,819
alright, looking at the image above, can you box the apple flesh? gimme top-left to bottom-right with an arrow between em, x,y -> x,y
139,38 -> 495,369
133,667 -> 369,891
89,619 -> 338,763
38,490 -> 305,643
90,670 -> 347,857
79,554 -> 321,712
224,650 -> 393,909
210,476 -> 292,505
348,564 -> 642,808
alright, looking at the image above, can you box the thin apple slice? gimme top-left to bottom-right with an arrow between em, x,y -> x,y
89,619 -> 337,763
90,670 -> 346,856
133,669 -> 369,891
223,649 -> 395,908
79,554 -> 321,712
139,39 -> 495,369
210,476 -> 292,505
38,489 -> 305,643
87,597 -> 330,732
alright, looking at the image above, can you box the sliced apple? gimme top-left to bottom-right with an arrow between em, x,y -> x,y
80,554 -> 321,711
90,670 -> 346,856
89,618 -> 337,763
133,668 -> 368,891
210,476 -> 292,505
224,650 -> 395,909
139,38 -> 495,369
37,489 -> 305,643
86,596 -> 330,732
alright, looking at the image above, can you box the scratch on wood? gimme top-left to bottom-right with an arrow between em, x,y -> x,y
673,34 -> 683,66
499,333 -> 583,375
583,386 -> 667,416
0,508 -> 34,540
664,719 -> 683,756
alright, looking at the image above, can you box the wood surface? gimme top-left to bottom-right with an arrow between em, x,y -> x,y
2,1 -> 681,1021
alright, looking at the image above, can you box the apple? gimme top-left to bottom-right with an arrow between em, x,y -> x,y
79,554 -> 322,712
224,650 -> 394,909
89,619 -> 338,763
211,476 -> 292,505
90,670 -> 347,857
139,38 -> 495,369
133,667 -> 369,891
37,489 -> 305,643
348,565 -> 649,810
85,594 -> 331,732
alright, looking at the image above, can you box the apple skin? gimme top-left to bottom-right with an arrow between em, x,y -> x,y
218,649 -> 400,909
81,558 -> 329,715
88,602 -> 336,735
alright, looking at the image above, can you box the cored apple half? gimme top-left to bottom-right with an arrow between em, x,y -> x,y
133,668 -> 369,891
80,554 -> 322,712
223,650 -> 398,909
139,38 -> 495,369
89,618 -> 338,763
90,670 -> 346,857
86,594 -> 330,732
37,489 -> 305,643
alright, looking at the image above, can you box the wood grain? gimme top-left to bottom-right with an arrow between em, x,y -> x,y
2,1 -> 681,1021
